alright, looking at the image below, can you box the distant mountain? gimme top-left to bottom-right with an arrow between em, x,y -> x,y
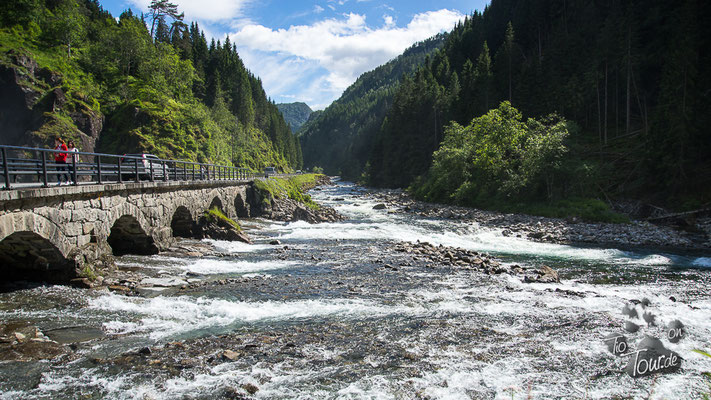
299,34 -> 447,179
276,102 -> 313,132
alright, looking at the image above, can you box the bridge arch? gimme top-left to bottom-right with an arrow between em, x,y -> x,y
108,215 -> 159,256
0,231 -> 73,282
170,205 -> 194,238
0,212 -> 72,258
208,195 -> 223,211
0,212 -> 75,282
234,193 -> 249,218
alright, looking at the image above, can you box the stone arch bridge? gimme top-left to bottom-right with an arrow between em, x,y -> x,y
0,181 -> 256,282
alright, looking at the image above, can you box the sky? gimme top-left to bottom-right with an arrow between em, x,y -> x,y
98,0 -> 489,110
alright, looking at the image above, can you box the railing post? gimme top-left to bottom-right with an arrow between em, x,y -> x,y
118,157 -> 123,183
2,148 -> 10,189
183,162 -> 186,180
97,155 -> 102,184
192,164 -> 195,181
163,161 -> 167,181
134,158 -> 139,183
41,151 -> 48,187
148,159 -> 154,182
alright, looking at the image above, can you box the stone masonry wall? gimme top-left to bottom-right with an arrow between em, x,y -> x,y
0,181 -> 252,280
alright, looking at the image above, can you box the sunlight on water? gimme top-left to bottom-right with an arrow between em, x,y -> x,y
179,259 -> 300,275
92,294 -> 416,340
2,180 -> 710,400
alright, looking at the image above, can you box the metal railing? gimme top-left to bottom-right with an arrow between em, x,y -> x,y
0,145 -> 262,190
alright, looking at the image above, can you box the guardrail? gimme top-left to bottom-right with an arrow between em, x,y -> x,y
0,145 -> 265,190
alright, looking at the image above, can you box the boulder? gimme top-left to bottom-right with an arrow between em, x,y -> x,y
524,265 -> 560,283
194,215 -> 251,244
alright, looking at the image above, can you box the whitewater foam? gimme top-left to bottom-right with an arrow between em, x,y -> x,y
204,239 -> 273,253
91,295 -> 409,339
180,259 -> 300,275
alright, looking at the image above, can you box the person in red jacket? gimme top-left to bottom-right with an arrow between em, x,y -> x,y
54,137 -> 69,185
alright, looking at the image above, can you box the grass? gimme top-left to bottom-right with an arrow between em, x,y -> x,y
205,206 -> 242,231
79,265 -> 97,281
253,174 -> 323,210
694,349 -> 711,400
502,197 -> 630,223
416,193 -> 631,224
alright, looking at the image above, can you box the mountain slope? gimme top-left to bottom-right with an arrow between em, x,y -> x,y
364,0 -> 710,207
0,0 -> 302,171
299,34 -> 446,179
276,102 -> 313,132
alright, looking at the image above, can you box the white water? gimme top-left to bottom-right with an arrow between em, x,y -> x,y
3,181 -> 710,400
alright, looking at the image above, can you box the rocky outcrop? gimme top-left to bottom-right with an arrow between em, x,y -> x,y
251,176 -> 344,223
263,197 -> 343,223
0,322 -> 65,362
391,241 -> 560,284
0,50 -> 103,152
524,265 -> 561,283
193,213 -> 251,244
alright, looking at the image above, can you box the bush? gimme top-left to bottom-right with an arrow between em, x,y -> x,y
253,174 -> 322,210
205,207 -> 241,231
414,101 -> 570,205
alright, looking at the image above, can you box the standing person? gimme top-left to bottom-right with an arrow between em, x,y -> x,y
53,137 -> 68,185
67,140 -> 79,184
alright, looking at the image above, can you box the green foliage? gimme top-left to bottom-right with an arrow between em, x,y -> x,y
253,174 -> 323,210
79,265 -> 97,281
412,102 -> 589,212
694,349 -> 711,400
409,102 -> 626,222
305,0 -> 711,210
299,35 -> 446,180
0,0 -> 302,171
507,198 -> 629,223
205,206 -> 241,231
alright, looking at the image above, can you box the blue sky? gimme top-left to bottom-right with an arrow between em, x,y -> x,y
99,0 -> 489,109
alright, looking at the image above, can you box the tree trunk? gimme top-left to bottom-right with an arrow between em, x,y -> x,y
604,61 -> 608,144
596,77 -> 602,147
626,27 -> 631,135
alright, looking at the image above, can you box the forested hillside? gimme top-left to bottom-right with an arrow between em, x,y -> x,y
369,0 -> 710,208
276,102 -> 312,132
0,0 -> 302,171
299,34 -> 446,179
304,0 -> 709,210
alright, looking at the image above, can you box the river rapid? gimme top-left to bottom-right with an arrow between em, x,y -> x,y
1,180 -> 711,399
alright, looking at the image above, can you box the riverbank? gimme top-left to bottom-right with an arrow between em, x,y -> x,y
253,174 -> 343,223
1,179 -> 710,399
362,188 -> 711,251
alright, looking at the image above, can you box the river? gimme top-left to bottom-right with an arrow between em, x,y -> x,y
1,180 -> 710,399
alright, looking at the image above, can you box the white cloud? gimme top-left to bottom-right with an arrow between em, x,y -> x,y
126,0 -> 253,22
314,5 -> 325,14
231,9 -> 463,109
